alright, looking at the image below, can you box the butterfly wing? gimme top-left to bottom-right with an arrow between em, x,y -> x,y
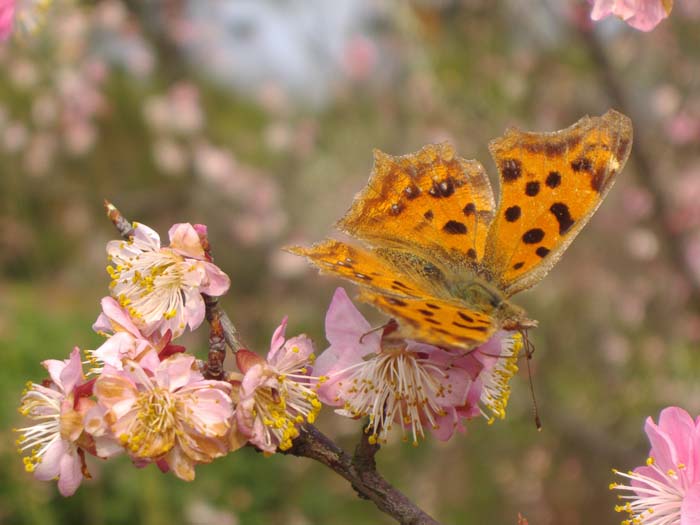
287,239 -> 425,298
338,142 -> 496,269
357,289 -> 497,348
288,239 -> 499,348
482,109 -> 633,297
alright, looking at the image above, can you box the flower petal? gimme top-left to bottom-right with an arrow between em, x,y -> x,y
681,482 -> 700,525
658,406 -> 696,480
645,415 -> 679,471
33,439 -> 65,481
168,223 -> 206,259
57,449 -> 83,497
200,262 -> 231,296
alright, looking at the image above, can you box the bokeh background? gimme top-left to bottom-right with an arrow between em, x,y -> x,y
1,1 -> 700,523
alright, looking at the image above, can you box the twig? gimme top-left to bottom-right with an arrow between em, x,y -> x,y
286,425 -> 440,525
103,201 -> 438,524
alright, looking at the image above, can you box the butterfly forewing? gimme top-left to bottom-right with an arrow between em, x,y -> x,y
483,109 -> 633,296
338,143 -> 496,269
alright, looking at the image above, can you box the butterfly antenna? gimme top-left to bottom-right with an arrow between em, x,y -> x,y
359,319 -> 398,344
521,329 -> 542,431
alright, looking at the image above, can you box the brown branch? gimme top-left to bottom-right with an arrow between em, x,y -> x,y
577,26 -> 700,310
286,425 -> 439,525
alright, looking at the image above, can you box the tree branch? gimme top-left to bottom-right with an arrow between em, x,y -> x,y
286,425 -> 439,525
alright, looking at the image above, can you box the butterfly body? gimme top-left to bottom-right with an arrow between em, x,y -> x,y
290,110 -> 632,352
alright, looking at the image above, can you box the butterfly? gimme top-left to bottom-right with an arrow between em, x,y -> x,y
288,110 -> 633,351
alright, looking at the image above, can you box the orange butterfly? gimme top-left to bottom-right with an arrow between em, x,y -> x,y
289,110 -> 633,351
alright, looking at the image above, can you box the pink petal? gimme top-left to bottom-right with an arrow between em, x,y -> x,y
164,446 -> 196,481
682,482 -> 700,525
94,296 -> 143,339
94,374 -> 137,418
59,348 -> 84,394
314,288 -> 380,379
131,222 -> 161,251
57,449 -> 83,497
324,287 -> 374,348
269,335 -> 315,371
0,0 -> 15,41
658,407 -> 696,479
183,288 -> 205,331
269,317 -> 289,359
199,262 -> 231,296
645,415 -> 679,471
430,409 -> 461,441
168,223 -> 205,259
33,439 -> 65,481
624,0 -> 671,31
156,353 -> 196,392
589,0 -> 616,20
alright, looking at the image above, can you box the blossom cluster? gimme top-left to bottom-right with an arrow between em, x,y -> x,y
15,219 -> 525,496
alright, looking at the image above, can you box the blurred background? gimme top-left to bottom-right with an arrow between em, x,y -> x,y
1,0 -> 699,523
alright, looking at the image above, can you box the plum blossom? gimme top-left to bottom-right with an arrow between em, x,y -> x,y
611,407 -> 700,524
14,348 -> 96,496
94,353 -> 233,481
87,296 -> 184,373
453,331 -> 523,425
236,318 -> 321,453
588,0 -> 673,31
107,222 -> 230,338
315,288 -> 482,445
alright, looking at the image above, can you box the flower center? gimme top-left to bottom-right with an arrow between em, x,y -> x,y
108,246 -> 196,325
120,387 -> 177,458
336,349 -> 454,446
251,366 -> 322,451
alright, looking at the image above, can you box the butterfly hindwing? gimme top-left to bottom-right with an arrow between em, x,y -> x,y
357,289 -> 497,348
338,142 -> 496,268
483,109 -> 633,296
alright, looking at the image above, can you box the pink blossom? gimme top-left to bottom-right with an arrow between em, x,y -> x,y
0,0 -> 15,41
107,222 -> 230,338
588,0 -> 673,31
453,330 -> 523,424
15,348 -> 94,496
314,288 -> 475,445
611,407 -> 700,524
94,353 -> 233,481
236,318 -> 321,453
88,296 -> 184,372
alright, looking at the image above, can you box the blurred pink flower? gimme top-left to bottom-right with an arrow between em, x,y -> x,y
94,353 -> 233,481
236,318 -> 321,453
588,0 -> 673,31
611,407 -> 700,524
15,348 -> 94,496
0,0 -> 15,41
107,222 -> 230,338
314,288 -> 475,445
